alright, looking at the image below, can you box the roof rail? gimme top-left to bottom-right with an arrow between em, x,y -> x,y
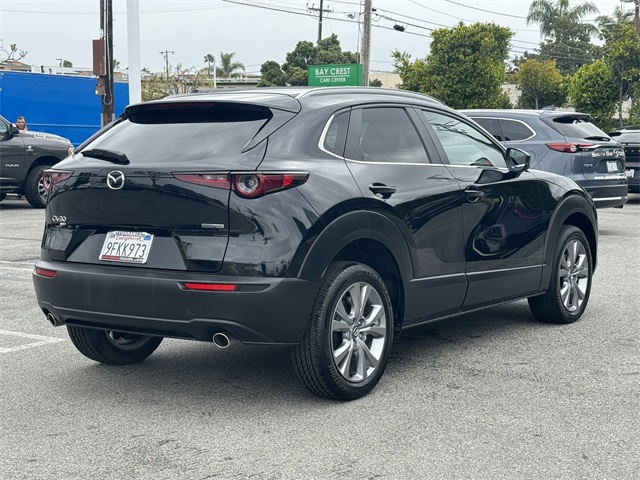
296,86 -> 443,105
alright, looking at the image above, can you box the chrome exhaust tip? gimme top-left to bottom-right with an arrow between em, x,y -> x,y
212,332 -> 231,349
46,312 -> 62,327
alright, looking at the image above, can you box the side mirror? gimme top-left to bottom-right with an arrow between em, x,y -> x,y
505,147 -> 530,174
9,123 -> 20,136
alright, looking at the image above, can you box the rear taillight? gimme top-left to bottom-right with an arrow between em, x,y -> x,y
233,173 -> 308,198
42,170 -> 73,192
546,143 -> 595,153
173,172 -> 308,198
172,173 -> 230,189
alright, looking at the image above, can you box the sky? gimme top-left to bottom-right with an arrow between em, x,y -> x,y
0,0 -> 633,75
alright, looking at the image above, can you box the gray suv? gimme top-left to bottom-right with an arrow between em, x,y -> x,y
462,109 -> 627,208
0,115 -> 73,207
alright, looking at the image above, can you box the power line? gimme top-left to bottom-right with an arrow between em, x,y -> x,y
442,0 -> 528,20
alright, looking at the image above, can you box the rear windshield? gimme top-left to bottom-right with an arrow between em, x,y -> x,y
81,103 -> 272,163
545,115 -> 610,140
610,131 -> 640,143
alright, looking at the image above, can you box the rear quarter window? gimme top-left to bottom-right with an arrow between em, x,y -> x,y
322,111 -> 349,157
499,119 -> 535,141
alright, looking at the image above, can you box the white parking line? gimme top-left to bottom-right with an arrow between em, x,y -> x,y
0,266 -> 34,273
0,242 -> 37,249
0,329 -> 66,353
0,260 -> 35,273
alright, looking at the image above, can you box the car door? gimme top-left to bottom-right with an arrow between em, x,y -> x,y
418,108 -> 547,308
0,117 -> 26,191
343,105 -> 467,323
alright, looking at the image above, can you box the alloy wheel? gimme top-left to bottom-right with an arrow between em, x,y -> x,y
330,281 -> 387,383
558,239 -> 589,313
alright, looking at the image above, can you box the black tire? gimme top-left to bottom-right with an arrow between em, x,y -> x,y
67,325 -> 163,365
528,225 -> 593,324
24,164 -> 50,208
291,262 -> 394,400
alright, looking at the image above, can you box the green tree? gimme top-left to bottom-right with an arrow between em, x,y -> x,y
394,22 -> 513,109
526,0 -> 600,75
601,22 -> 640,126
216,52 -> 244,78
369,78 -> 383,87
62,60 -> 73,68
569,59 -> 618,131
514,59 -> 566,109
142,63 -> 204,101
259,34 -> 359,87
0,42 -> 27,61
392,51 -> 429,93
257,60 -> 287,87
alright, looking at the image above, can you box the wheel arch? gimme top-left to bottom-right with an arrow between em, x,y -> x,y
21,155 -> 58,188
540,193 -> 598,289
297,210 -> 413,330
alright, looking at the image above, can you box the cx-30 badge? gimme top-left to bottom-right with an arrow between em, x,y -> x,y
106,170 -> 125,190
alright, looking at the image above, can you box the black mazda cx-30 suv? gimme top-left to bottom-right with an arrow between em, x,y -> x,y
33,87 -> 598,400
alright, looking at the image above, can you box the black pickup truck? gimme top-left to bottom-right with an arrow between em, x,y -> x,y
0,114 -> 73,207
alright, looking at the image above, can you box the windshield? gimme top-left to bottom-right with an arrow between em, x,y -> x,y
80,102 -> 272,164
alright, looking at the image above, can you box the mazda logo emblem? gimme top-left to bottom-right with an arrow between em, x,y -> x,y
106,170 -> 125,190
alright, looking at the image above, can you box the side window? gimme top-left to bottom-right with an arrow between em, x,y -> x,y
472,117 -> 503,141
499,119 -> 535,141
347,107 -> 430,164
322,111 -> 349,157
0,119 -> 8,136
421,110 -> 506,168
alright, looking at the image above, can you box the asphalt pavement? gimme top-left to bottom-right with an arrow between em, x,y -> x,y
1,194 -> 639,479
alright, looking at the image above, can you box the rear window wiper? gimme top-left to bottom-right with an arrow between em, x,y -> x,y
80,148 -> 130,165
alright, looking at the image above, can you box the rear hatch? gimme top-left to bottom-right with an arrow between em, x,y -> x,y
42,98 -> 299,272
541,113 -> 626,181
610,130 -> 640,180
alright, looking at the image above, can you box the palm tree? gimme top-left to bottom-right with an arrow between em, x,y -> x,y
217,52 -> 245,78
203,53 -> 215,75
527,0 -> 599,41
527,0 -> 600,75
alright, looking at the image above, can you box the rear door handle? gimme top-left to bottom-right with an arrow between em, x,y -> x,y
369,183 -> 397,199
464,187 -> 485,202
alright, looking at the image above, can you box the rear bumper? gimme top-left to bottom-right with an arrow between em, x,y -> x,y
580,182 -> 628,208
32,261 -> 320,345
625,164 -> 639,192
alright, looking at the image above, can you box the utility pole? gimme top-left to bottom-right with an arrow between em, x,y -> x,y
99,0 -> 114,127
160,50 -> 175,77
126,0 -> 142,104
362,0 -> 372,86
635,0 -> 640,35
307,1 -> 332,43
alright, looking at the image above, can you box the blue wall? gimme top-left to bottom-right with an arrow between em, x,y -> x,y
0,71 -> 129,146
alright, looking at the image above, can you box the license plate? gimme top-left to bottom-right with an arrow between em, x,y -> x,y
99,231 -> 154,264
607,160 -> 618,173
626,169 -> 634,178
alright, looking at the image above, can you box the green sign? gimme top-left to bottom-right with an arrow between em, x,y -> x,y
308,64 -> 363,87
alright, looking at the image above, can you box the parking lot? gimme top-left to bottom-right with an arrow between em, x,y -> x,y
1,195 -> 639,479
